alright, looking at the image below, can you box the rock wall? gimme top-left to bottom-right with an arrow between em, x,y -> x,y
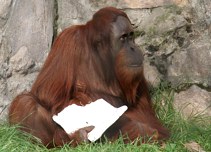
0,0 -> 210,120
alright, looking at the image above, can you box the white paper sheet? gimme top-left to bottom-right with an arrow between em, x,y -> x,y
52,99 -> 127,142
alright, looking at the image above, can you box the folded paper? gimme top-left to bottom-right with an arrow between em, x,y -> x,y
53,99 -> 128,142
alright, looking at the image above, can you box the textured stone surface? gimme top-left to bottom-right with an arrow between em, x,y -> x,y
0,0 -> 54,120
0,0 -> 12,27
9,46 -> 35,74
144,61 -> 161,87
57,0 -> 93,33
89,0 -> 187,9
174,85 -> 211,118
4,0 -> 54,62
167,35 -> 211,87
166,0 -> 211,87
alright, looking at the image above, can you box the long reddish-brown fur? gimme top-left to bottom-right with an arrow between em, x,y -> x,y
9,7 -> 169,148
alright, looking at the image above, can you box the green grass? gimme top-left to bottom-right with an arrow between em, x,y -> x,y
151,82 -> 211,152
0,83 -> 211,152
